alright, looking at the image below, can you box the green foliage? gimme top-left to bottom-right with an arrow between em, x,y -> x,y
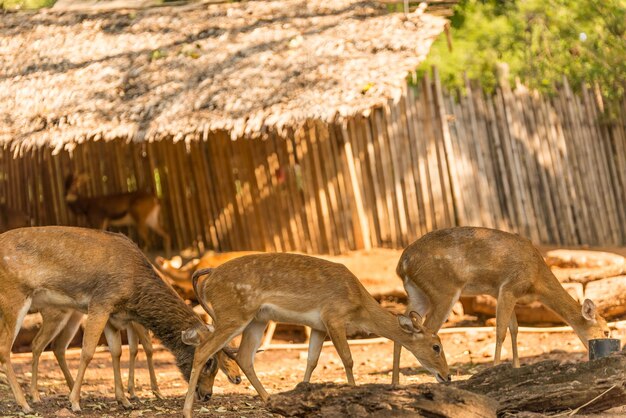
420,0 -> 626,98
1,0 -> 55,10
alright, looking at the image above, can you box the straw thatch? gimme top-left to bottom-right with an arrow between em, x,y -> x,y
1,0 -> 446,154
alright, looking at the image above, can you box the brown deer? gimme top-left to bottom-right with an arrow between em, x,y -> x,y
64,173 -> 171,255
181,253 -> 450,418
0,204 -> 29,233
392,227 -> 610,384
29,306 -> 242,405
155,250 -> 309,348
0,226 -> 235,413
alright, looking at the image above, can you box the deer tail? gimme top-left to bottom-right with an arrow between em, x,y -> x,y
192,268 -> 217,322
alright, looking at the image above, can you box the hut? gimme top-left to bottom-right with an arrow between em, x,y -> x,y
0,0 -> 452,253
3,0 -> 626,253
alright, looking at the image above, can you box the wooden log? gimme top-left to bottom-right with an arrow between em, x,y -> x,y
457,352 -> 626,415
340,122 -> 372,250
584,276 -> 626,318
282,131 -> 311,252
432,67 -> 462,226
307,121 -> 334,254
363,112 -> 388,245
396,95 -> 421,241
352,116 -> 381,248
328,124 -> 356,251
404,84 -> 428,236
410,83 -> 435,232
268,383 -> 498,418
384,101 -> 409,245
545,249 -> 625,282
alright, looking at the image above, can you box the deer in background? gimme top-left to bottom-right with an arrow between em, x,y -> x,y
392,227 -> 610,384
0,226 -> 237,413
155,250 -> 310,349
182,253 -> 450,418
64,173 -> 171,256
0,204 -> 29,233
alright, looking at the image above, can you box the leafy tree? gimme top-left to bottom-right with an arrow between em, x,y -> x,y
420,0 -> 626,98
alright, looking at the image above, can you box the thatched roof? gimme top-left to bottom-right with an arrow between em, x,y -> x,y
1,0 -> 447,153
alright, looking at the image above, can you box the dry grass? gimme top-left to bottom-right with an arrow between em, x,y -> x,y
1,0 -> 446,154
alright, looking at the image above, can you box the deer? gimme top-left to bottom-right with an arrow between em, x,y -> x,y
29,303 -> 242,405
155,250 -> 311,348
0,226 -> 237,413
64,173 -> 171,256
0,204 -> 29,233
391,227 -> 611,385
180,253 -> 450,418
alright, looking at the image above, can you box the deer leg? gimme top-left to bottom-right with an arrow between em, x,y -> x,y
148,223 -> 171,258
493,290 -> 517,366
69,310 -> 110,412
133,323 -> 164,399
392,342 -> 402,385
31,309 -> 73,402
99,217 -> 110,231
422,290 -> 459,333
52,311 -> 84,391
0,296 -> 32,413
136,223 -> 151,253
259,321 -> 277,349
303,326 -> 312,344
126,323 -> 139,399
183,324 -> 245,418
509,311 -> 520,368
143,204 -> 171,257
325,321 -> 355,385
235,320 -> 269,401
103,322 -> 131,408
393,283 -> 433,384
303,329 -> 326,383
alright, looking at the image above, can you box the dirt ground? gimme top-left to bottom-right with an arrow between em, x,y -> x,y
2,321 -> 626,417
3,246 -> 626,417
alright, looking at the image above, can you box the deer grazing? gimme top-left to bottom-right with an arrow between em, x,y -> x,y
0,204 -> 29,233
29,307 -> 242,405
29,310 -> 163,404
155,250 -> 310,348
391,227 -> 610,384
0,226 -> 236,413
181,253 -> 450,418
64,173 -> 171,255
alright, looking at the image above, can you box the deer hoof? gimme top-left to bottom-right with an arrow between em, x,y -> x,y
118,398 -> 133,409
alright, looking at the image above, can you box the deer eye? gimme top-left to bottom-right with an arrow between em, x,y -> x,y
432,344 -> 441,354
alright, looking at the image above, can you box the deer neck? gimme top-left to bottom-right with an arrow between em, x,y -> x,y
128,268 -> 203,381
538,276 -> 587,336
358,299 -> 412,345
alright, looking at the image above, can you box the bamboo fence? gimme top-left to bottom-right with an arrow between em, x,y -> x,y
2,71 -> 625,253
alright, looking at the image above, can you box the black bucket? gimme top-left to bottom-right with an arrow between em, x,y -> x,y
588,338 -> 621,361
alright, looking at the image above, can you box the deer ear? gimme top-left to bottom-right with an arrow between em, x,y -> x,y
582,299 -> 596,321
409,311 -> 424,327
398,315 -> 415,334
181,328 -> 201,346
181,324 -> 214,346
